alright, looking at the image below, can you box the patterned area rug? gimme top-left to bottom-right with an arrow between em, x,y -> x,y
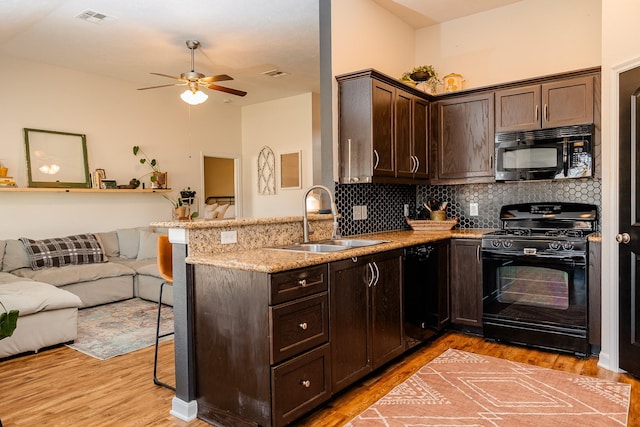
346,348 -> 630,426
66,298 -> 173,360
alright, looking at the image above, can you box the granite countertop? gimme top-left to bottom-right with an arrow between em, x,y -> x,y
186,228 -> 495,273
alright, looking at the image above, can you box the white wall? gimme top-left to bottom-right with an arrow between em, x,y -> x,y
0,56 -> 242,239
241,93 -> 316,217
415,0 -> 601,91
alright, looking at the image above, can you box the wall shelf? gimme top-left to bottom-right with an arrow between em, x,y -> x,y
0,187 -> 171,193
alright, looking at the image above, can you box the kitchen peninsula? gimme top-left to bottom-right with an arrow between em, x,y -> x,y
152,214 -> 487,426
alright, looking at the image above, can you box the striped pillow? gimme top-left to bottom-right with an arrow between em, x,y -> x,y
19,234 -> 106,270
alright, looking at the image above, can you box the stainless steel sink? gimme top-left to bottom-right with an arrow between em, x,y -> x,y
319,238 -> 388,248
269,243 -> 350,253
268,239 -> 388,254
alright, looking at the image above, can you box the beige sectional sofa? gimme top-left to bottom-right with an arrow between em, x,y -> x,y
0,226 -> 171,359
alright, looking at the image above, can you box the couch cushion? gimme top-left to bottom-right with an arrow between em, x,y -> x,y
95,231 -> 119,257
19,234 -> 106,270
2,240 -> 31,272
0,272 -> 29,285
11,261 -> 135,287
137,230 -> 164,260
0,281 -> 82,316
116,228 -> 141,259
0,240 -> 6,271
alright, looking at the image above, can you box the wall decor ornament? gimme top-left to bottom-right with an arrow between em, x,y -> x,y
257,146 -> 276,195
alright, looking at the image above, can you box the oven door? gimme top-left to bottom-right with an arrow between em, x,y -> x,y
482,250 -> 589,354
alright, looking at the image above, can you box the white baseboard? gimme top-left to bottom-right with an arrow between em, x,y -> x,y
170,397 -> 197,421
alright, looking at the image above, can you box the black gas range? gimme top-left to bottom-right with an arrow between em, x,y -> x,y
481,202 -> 598,356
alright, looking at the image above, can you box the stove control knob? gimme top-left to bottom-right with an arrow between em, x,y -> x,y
491,240 -> 502,248
502,240 -> 513,248
549,241 -> 561,250
562,242 -> 574,250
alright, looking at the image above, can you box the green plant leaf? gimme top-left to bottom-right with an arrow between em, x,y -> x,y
139,158 -> 146,165
133,146 -> 139,155
0,309 -> 19,340
150,159 -> 157,167
150,175 -> 157,182
190,211 -> 199,219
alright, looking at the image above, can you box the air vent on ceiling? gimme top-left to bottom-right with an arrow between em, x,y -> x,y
261,69 -> 289,78
75,9 -> 115,24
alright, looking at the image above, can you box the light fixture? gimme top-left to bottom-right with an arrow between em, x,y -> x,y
180,88 -> 208,105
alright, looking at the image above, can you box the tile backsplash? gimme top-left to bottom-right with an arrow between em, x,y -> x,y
335,179 -> 602,236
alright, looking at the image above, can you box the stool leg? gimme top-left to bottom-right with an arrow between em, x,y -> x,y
153,281 -> 175,391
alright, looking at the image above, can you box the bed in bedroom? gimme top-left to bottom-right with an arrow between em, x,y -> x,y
203,196 -> 236,220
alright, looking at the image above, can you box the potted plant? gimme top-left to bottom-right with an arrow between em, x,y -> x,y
0,300 -> 18,341
163,194 -> 187,219
408,65 -> 440,94
132,145 -> 167,189
399,71 -> 417,87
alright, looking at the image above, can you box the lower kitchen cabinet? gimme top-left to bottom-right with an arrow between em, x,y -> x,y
589,240 -> 601,347
193,263 -> 330,427
330,249 -> 404,393
450,238 -> 483,329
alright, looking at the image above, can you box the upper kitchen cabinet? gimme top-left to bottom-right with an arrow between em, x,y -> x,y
337,69 -> 431,184
433,92 -> 495,183
495,75 -> 594,132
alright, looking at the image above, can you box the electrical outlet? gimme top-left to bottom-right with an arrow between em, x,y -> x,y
353,205 -> 361,220
220,230 -> 238,244
470,202 -> 479,216
403,204 -> 409,217
361,205 -> 368,220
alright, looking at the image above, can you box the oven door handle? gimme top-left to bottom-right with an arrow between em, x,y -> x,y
482,250 -> 585,265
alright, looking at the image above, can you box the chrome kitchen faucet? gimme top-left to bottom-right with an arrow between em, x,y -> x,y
302,185 -> 340,243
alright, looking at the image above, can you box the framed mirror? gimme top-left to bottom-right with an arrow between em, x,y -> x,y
24,128 -> 91,188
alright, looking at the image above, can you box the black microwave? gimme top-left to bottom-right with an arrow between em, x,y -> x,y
494,124 -> 593,181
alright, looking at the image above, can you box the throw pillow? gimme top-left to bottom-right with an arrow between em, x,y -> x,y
214,204 -> 229,218
137,230 -> 164,260
19,234 -> 106,270
222,204 -> 236,219
204,203 -> 218,220
116,228 -> 141,259
94,231 -> 119,257
0,240 -> 6,271
2,240 -> 32,272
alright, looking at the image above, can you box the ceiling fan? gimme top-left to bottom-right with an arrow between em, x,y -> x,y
137,40 -> 247,104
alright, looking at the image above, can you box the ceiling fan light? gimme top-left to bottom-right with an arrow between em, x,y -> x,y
180,89 -> 208,105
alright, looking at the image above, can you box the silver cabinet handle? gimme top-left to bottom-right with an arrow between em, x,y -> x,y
414,156 -> 420,173
544,104 -> 549,122
300,380 -> 311,388
347,138 -> 352,183
535,104 -> 539,122
409,156 -> 415,173
298,279 -> 307,287
299,322 -> 308,330
373,149 -> 380,170
367,262 -> 375,287
372,261 -> 380,287
616,233 -> 631,244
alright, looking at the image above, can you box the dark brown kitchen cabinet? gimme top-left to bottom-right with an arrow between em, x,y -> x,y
450,238 -> 483,328
337,69 -> 430,184
396,95 -> 429,179
435,92 -> 495,183
495,75 -> 594,132
330,249 -> 404,393
194,264 -> 330,427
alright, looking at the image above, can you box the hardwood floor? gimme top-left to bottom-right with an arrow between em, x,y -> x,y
0,332 -> 637,426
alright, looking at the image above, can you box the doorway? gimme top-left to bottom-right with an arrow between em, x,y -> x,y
201,154 -> 242,218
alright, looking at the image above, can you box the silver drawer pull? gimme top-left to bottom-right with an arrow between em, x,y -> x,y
298,279 -> 307,286
300,380 -> 311,388
299,322 -> 308,330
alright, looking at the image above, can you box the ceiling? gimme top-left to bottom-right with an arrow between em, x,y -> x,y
0,0 -> 521,106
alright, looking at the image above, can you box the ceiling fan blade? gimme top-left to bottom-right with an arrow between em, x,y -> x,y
205,84 -> 247,97
149,72 -> 185,81
199,74 -> 233,83
137,83 -> 186,90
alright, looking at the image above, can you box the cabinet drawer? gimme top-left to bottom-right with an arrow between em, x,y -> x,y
271,343 -> 331,427
270,292 -> 329,364
270,264 -> 327,304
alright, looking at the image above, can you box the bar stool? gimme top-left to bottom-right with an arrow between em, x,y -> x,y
154,235 -> 175,391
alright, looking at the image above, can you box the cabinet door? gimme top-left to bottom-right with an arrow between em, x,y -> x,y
330,256 -> 371,393
437,93 -> 495,181
450,239 -> 483,327
495,85 -> 541,132
412,97 -> 429,179
395,89 -> 413,178
371,80 -> 395,177
370,250 -> 404,369
542,76 -> 594,128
